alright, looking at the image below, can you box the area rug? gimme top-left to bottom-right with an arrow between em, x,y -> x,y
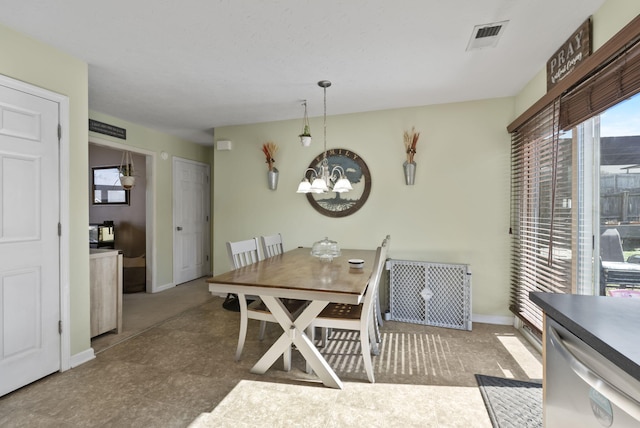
475,374 -> 542,428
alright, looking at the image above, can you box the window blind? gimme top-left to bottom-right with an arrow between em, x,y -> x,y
510,99 -> 574,333
560,36 -> 640,130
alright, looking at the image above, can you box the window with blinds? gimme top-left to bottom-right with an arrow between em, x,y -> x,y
510,100 -> 574,333
509,16 -> 640,334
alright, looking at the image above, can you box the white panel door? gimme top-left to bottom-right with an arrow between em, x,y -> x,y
0,84 -> 60,396
173,158 -> 210,285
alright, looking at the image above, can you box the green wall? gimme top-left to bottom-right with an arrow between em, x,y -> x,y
213,97 -> 515,320
0,23 -> 91,355
0,23 -> 212,358
213,0 -> 640,322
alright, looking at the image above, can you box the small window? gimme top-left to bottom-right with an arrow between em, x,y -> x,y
92,166 -> 129,205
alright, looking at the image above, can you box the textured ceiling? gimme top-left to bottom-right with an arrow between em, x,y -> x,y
0,0 -> 607,144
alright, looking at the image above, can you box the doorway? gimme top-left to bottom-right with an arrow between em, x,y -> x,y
596,93 -> 640,296
88,139 -> 154,292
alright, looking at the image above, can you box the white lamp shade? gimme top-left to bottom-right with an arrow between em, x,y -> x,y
333,177 -> 352,192
296,179 -> 312,193
310,177 -> 328,193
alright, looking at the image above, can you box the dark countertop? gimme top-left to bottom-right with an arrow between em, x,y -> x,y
530,292 -> 640,382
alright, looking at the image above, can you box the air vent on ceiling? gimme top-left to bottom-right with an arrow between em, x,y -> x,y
466,20 -> 509,51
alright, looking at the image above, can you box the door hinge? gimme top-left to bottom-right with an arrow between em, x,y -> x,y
58,320 -> 62,334
206,215 -> 209,222
57,124 -> 62,140
58,223 -> 62,236
206,255 -> 209,261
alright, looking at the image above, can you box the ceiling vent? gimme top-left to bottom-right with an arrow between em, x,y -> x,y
466,20 -> 509,51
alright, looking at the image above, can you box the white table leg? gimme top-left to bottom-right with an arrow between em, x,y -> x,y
249,296 -> 306,374
250,297 -> 343,389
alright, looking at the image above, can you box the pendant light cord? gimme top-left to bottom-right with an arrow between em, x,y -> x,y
320,81 -> 330,165
323,85 -> 327,162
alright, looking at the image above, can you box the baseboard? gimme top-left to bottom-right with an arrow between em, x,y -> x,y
472,313 -> 515,325
69,348 -> 95,368
154,281 -> 175,293
514,318 -> 543,353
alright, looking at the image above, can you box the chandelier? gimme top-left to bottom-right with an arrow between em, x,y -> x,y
296,80 -> 353,194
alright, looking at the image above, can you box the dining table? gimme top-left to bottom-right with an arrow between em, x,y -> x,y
207,247 -> 377,389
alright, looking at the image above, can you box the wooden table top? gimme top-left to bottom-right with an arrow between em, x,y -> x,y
207,248 -> 376,304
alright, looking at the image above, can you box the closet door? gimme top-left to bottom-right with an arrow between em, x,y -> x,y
0,81 -> 61,396
173,157 -> 210,285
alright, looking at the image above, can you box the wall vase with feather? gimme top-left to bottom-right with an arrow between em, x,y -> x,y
262,142 -> 279,190
403,128 -> 420,185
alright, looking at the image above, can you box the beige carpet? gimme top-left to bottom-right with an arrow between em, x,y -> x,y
1,294 -> 541,427
91,277 -> 214,353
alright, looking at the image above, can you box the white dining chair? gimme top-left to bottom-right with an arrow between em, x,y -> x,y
226,238 -> 263,355
318,235 -> 390,348
374,235 -> 390,342
260,233 -> 284,258
227,237 -> 305,370
306,237 -> 389,383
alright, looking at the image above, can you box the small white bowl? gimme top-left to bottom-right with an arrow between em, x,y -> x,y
348,259 -> 365,269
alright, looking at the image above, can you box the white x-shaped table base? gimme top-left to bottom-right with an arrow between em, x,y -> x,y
249,296 -> 343,389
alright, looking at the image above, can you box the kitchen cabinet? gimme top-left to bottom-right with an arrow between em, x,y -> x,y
90,249 -> 123,338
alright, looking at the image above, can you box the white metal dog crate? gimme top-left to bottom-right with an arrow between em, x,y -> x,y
388,259 -> 472,331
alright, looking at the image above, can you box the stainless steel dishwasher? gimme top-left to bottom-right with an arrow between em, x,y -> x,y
545,317 -> 640,427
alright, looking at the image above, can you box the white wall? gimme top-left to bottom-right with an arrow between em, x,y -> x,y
214,97 -> 514,320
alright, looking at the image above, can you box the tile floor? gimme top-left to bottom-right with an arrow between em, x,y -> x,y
0,279 -> 542,427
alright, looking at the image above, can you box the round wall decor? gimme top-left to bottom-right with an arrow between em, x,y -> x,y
306,148 -> 371,218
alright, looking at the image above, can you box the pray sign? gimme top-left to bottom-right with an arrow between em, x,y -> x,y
547,18 -> 592,91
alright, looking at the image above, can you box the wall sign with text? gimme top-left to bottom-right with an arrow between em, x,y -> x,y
547,18 -> 592,91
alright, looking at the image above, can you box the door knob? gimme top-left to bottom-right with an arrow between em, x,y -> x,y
176,226 -> 183,231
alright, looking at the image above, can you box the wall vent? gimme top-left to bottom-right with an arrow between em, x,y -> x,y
466,20 -> 509,51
